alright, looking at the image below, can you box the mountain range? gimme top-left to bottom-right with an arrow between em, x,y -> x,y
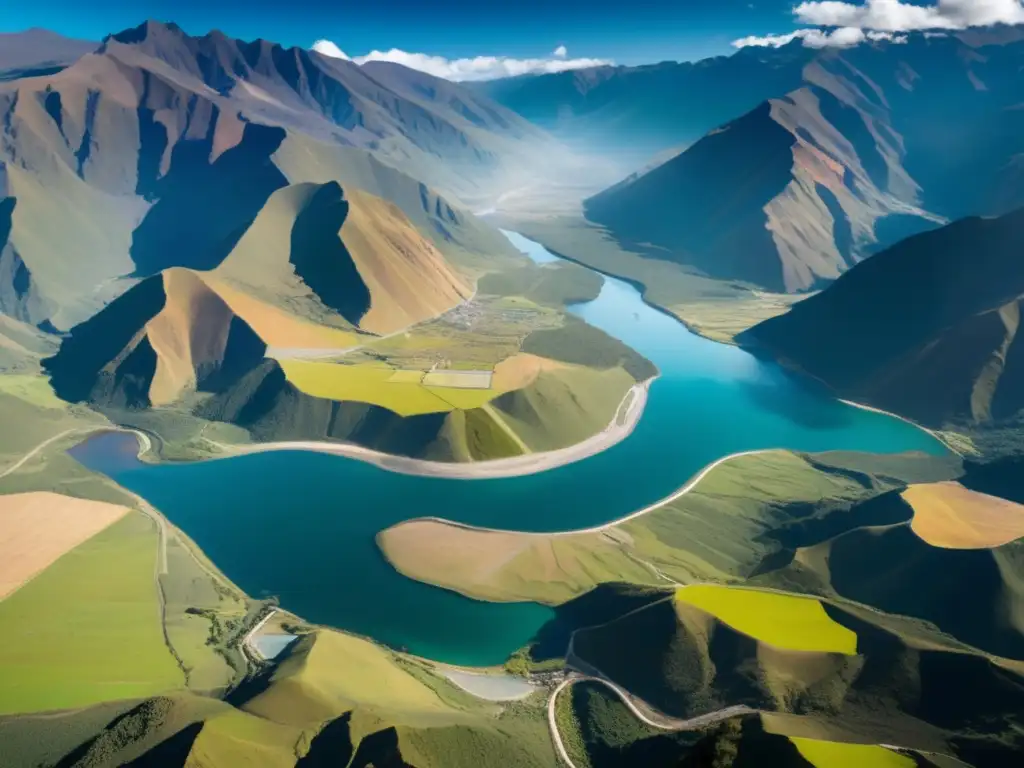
2,17 -> 1024,768
582,33 -> 1024,292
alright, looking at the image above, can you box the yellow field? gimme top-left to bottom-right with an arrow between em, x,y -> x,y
279,359 -> 525,415
902,481 -> 1024,549
674,586 -> 858,655
791,737 -> 916,767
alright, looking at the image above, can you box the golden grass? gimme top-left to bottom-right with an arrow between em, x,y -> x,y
378,521 -> 647,605
903,481 -> 1024,549
674,586 -> 858,655
342,189 -> 471,334
790,737 -> 916,768
0,492 -> 130,599
202,276 -> 360,350
243,630 -> 451,726
490,353 -> 565,391
146,269 -> 235,405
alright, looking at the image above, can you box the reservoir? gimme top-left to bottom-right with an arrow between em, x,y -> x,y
72,231 -> 946,666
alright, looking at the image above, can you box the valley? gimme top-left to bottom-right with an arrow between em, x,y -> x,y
0,15 -> 1023,768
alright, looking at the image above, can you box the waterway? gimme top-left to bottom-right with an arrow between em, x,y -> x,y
71,231 -> 946,666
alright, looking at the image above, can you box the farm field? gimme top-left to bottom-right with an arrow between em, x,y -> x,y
673,585 -> 858,655
790,736 -> 915,768
0,512 -> 183,713
0,492 -> 129,599
902,480 -> 1024,549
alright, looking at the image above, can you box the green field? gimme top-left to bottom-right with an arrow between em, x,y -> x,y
0,512 -> 183,713
160,532 -> 251,693
675,585 -> 858,655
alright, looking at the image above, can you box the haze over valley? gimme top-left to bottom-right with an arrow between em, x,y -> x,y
1,4 -> 1024,767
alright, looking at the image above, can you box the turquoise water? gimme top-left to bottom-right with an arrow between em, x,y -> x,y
71,232 -> 946,666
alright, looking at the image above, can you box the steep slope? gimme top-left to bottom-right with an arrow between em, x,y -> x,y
568,585 -> 1024,765
98,20 -> 561,203
212,181 -> 471,337
585,34 -> 1024,292
42,269 -> 266,408
741,208 -> 1024,427
0,20 -> 537,330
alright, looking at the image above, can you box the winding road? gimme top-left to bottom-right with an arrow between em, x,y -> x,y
0,428 -> 81,480
547,674 -> 755,768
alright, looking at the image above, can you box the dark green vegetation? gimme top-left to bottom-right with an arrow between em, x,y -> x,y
557,680 -> 704,767
744,207 -> 1024,428
521,318 -> 658,380
569,585 -> 1024,767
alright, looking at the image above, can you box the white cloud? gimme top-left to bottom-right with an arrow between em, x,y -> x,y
733,0 -> 1021,50
312,39 -> 610,81
733,26 -> 906,48
794,0 -> 1024,31
311,39 -> 349,60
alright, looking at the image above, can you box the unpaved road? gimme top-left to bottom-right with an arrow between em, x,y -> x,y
547,674 -> 754,767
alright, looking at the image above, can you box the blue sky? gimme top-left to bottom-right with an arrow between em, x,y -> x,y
1,0 -> 797,66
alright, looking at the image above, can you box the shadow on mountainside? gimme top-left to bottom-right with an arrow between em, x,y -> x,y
129,120 -> 288,276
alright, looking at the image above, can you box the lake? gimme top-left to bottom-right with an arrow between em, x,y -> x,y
71,231 -> 946,666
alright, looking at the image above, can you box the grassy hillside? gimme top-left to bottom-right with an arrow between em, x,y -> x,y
378,450 -> 958,604
569,583 -> 1024,763
582,35 -> 1024,294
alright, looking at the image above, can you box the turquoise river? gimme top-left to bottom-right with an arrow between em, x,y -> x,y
72,231 -> 946,666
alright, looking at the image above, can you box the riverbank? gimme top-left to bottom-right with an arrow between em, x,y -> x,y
199,377 -> 652,480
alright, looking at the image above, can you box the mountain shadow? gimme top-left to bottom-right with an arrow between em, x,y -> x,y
288,182 -> 371,326
42,274 -> 166,404
295,712 -> 354,767
129,120 -> 288,276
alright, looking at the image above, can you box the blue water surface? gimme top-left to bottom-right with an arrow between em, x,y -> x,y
72,232 -> 945,665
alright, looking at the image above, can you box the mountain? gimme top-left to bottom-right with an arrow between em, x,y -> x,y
741,207 -> 1024,427
567,583 -> 1024,766
41,179 -> 471,407
0,20 -> 536,330
584,33 -> 1024,292
471,44 -> 815,162
0,29 -> 96,80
